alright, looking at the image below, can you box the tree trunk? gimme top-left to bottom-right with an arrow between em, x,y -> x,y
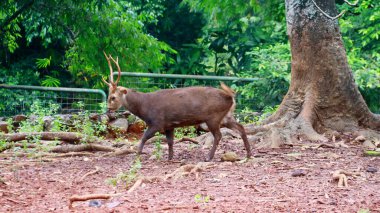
246,0 -> 380,148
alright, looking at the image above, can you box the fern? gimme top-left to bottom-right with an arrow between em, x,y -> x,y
41,75 -> 61,87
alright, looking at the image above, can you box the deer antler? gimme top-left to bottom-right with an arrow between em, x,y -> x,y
109,55 -> 121,85
102,76 -> 111,87
103,51 -> 114,85
102,51 -> 122,87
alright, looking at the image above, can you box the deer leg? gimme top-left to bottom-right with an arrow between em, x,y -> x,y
205,121 -> 222,162
223,119 -> 252,158
138,126 -> 159,155
165,129 -> 175,160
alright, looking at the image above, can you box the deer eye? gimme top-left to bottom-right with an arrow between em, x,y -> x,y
111,97 -> 116,101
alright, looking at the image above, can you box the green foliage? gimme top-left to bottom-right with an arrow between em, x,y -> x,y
106,157 -> 142,188
339,0 -> 380,112
357,209 -> 370,213
234,43 -> 290,110
19,101 -> 59,133
194,194 -> 210,203
152,139 -> 163,160
71,101 -> 107,139
36,57 -> 51,69
175,126 -> 197,139
6,118 -> 13,133
1,0 -> 379,116
41,75 -> 61,87
1,0 -> 175,89
65,0 -> 176,88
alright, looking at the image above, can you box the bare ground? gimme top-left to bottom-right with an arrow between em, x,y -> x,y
0,135 -> 379,212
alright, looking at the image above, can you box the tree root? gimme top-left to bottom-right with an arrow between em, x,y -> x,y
248,116 -> 329,148
69,193 -> 122,209
0,132 -> 101,143
50,144 -> 115,153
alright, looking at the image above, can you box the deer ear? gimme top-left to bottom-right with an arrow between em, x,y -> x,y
120,87 -> 128,94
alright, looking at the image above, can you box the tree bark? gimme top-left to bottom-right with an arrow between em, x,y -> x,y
246,0 -> 380,147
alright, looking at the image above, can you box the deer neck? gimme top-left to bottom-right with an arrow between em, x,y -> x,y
124,90 -> 146,118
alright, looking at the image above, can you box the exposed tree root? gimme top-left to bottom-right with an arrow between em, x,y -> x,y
69,193 -> 122,209
247,115 -> 329,148
0,132 -> 101,143
195,128 -> 241,149
50,144 -> 115,153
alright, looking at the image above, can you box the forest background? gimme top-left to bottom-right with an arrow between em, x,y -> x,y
0,0 -> 379,113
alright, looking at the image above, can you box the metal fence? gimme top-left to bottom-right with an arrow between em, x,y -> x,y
113,72 -> 258,121
0,84 -> 106,117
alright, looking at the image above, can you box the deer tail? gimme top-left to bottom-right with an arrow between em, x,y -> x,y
220,82 -> 235,97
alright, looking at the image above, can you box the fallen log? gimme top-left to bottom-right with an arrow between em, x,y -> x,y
50,144 -> 115,153
0,132 -> 101,143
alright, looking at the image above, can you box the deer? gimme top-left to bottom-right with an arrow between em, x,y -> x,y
101,52 -> 251,161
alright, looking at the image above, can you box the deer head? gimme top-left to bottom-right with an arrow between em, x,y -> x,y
102,51 -> 127,112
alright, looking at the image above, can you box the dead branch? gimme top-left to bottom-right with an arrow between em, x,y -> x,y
50,144 -> 115,153
0,132 -> 101,143
103,148 -> 137,157
127,176 -> 163,193
69,193 -> 121,209
315,143 -> 335,149
78,166 -> 101,183
5,197 -> 27,205
176,137 -> 199,144
41,152 -> 95,158
332,170 -> 356,187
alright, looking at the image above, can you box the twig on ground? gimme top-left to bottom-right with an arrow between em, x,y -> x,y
128,176 -> 163,193
69,193 -> 122,209
78,166 -> 101,183
5,197 -> 27,205
332,170 -> 357,187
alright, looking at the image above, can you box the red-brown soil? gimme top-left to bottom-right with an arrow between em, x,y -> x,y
1,136 -> 379,212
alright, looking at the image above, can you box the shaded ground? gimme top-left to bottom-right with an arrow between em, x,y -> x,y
1,135 -> 379,212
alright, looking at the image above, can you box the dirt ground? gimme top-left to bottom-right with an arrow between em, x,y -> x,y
1,134 -> 379,212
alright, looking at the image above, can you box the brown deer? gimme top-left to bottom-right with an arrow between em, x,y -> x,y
102,52 -> 251,161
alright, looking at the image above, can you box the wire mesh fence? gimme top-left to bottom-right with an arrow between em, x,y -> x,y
0,85 -> 106,117
113,72 -> 259,122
